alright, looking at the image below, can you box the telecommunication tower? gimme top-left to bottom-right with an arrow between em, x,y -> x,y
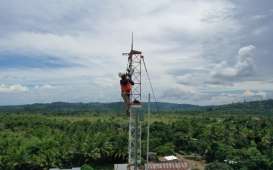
123,33 -> 144,170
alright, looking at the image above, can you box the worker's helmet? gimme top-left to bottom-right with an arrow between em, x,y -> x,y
118,72 -> 126,77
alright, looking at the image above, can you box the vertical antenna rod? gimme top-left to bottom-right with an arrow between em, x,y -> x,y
146,93 -> 151,170
131,32 -> 134,51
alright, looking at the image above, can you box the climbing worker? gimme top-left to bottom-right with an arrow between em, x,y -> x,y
119,72 -> 134,115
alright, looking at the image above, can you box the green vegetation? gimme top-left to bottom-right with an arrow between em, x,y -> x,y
205,161 -> 233,170
0,100 -> 273,170
81,164 -> 95,170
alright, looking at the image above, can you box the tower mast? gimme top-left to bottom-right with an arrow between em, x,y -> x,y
124,33 -> 143,170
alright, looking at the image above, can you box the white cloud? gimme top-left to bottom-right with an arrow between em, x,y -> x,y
0,1 -> 272,105
211,45 -> 256,82
243,89 -> 267,99
34,84 -> 55,89
256,91 -> 267,99
161,84 -> 196,100
244,89 -> 254,97
0,84 -> 28,93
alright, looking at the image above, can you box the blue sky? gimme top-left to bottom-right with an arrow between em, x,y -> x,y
0,0 -> 273,105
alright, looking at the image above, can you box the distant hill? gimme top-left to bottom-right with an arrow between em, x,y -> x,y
0,102 -> 198,115
202,99 -> 273,115
0,99 -> 272,115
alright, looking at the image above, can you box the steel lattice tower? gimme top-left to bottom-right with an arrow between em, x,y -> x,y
123,34 -> 144,170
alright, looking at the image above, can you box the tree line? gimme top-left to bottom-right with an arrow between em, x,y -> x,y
0,114 -> 272,169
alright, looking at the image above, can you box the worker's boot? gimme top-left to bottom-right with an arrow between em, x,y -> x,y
133,99 -> 140,104
131,100 -> 142,108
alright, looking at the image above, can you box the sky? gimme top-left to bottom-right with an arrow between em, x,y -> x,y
0,0 -> 273,106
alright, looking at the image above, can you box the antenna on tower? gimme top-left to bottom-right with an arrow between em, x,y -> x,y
131,32 -> 134,51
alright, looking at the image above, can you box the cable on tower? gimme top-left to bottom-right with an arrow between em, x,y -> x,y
142,58 -> 159,112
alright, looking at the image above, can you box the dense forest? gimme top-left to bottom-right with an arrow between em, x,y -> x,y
0,100 -> 273,170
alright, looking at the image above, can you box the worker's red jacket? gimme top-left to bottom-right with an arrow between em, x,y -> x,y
120,78 -> 134,94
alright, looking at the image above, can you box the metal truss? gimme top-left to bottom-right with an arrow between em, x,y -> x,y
126,48 -> 143,170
